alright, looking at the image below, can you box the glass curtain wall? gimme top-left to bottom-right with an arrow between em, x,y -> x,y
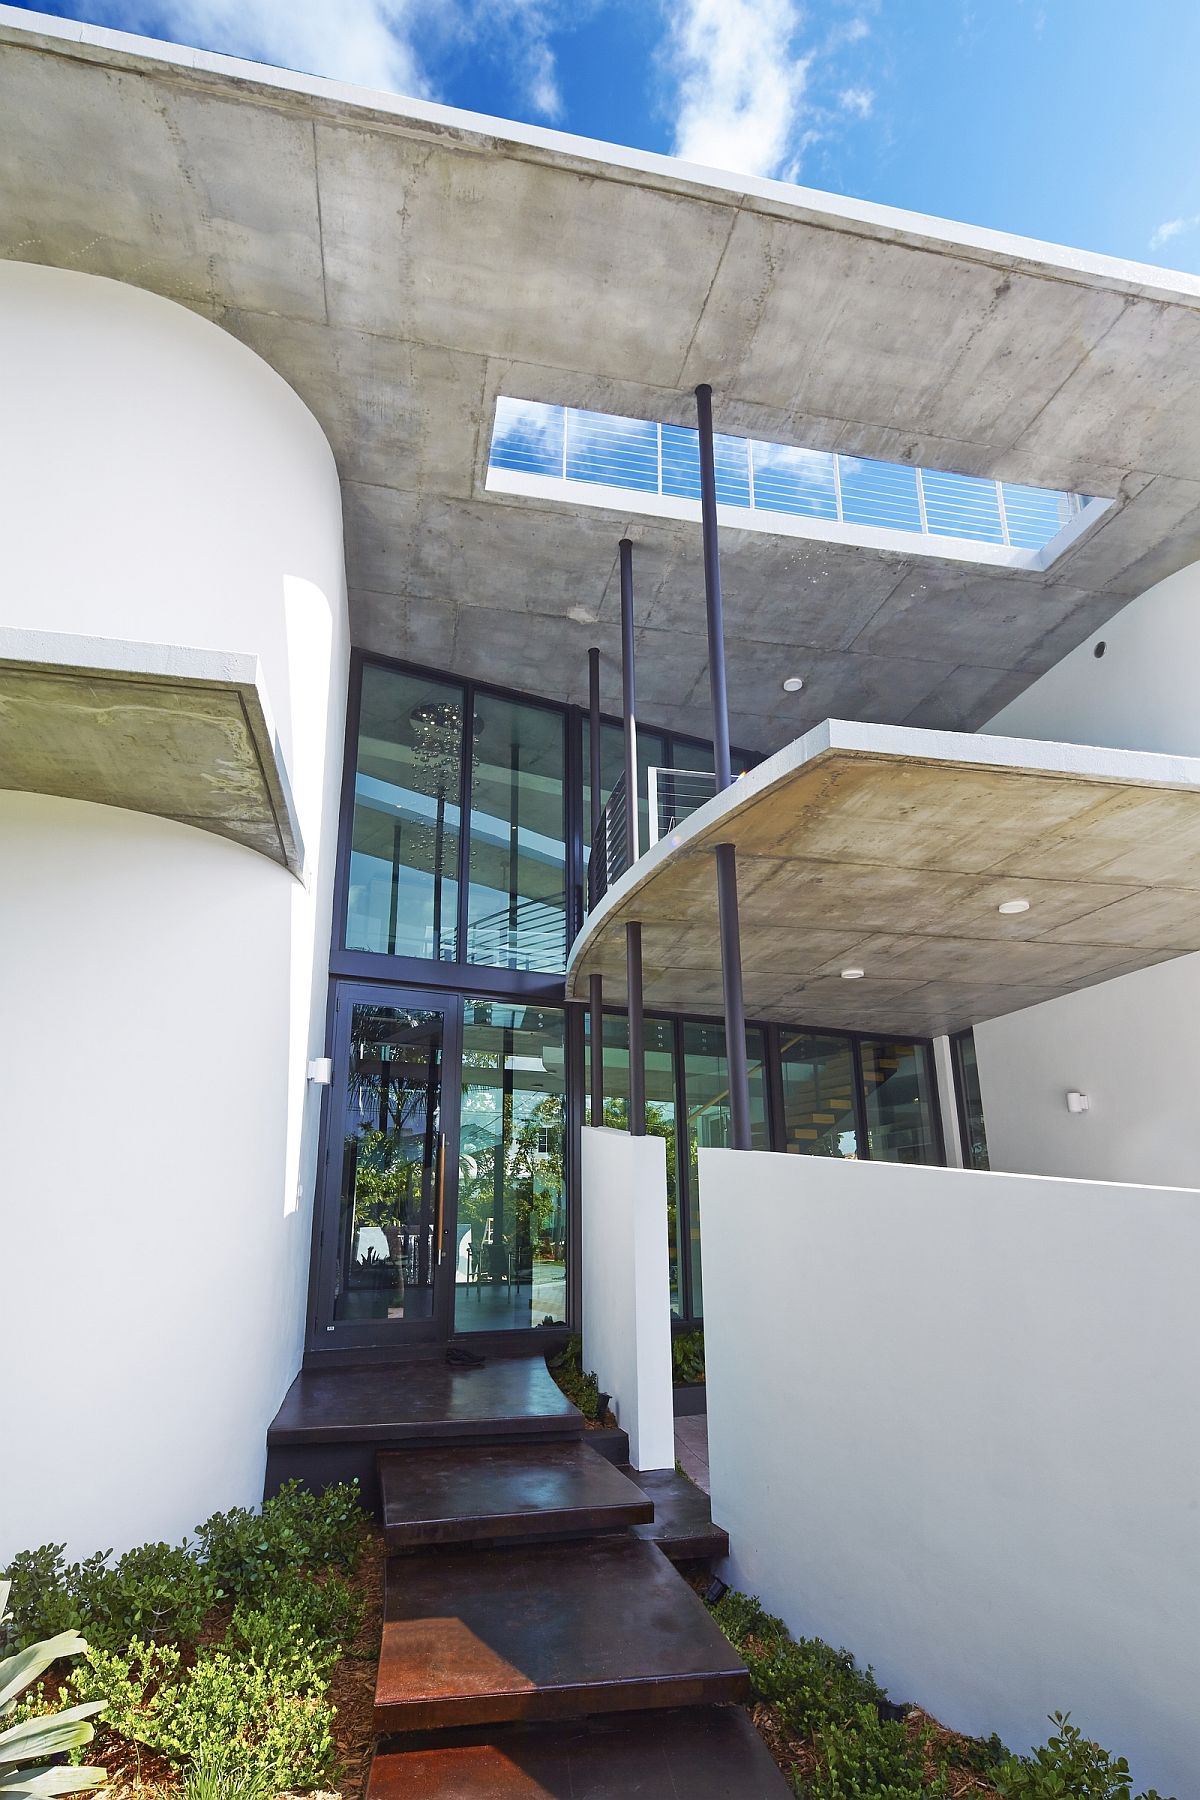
951,1029 -> 990,1170
583,1012 -> 682,1314
859,1039 -> 938,1162
681,1020 -> 770,1315
466,697 -> 568,973
779,1031 -> 860,1157
345,666 -> 463,959
456,1001 -> 568,1333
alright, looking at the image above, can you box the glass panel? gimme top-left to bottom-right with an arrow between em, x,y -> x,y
682,1021 -> 770,1317
456,1001 -> 568,1333
345,667 -> 462,959
467,697 -> 567,972
584,1013 -> 681,1316
952,1030 -> 990,1171
779,1031 -> 860,1158
859,1039 -> 938,1163
582,719 -> 667,874
334,1003 -> 444,1323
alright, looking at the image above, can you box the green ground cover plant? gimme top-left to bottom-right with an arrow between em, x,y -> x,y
546,1335 -> 602,1418
2,1480 -> 370,1797
709,1590 -> 1171,1800
671,1327 -> 705,1385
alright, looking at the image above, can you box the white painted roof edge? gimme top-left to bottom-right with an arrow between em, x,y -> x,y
4,4 -> 1200,309
0,625 -> 305,879
564,718 -> 1200,999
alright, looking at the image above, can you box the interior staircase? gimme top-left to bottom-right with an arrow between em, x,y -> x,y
317,1356 -> 792,1798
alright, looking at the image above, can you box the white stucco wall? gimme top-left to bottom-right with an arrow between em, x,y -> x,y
0,264 -> 349,1559
580,1126 -> 675,1472
976,558 -> 1200,1186
700,1148 -> 1200,1800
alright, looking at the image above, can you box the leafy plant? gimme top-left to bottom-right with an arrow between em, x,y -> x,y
808,1705 -> 947,1798
0,1578 -> 106,1798
994,1713 -> 1173,1800
183,1741 -> 274,1800
671,1328 -> 705,1385
82,1543 -> 213,1650
228,1573 -> 363,1676
72,1638 -> 335,1790
546,1337 -> 601,1419
195,1480 -> 367,1600
712,1591 -> 888,1739
0,1551 -> 85,1652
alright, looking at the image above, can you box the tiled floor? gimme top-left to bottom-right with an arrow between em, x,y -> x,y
674,1413 -> 710,1493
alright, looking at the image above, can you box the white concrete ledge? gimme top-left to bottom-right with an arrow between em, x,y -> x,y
0,627 -> 304,875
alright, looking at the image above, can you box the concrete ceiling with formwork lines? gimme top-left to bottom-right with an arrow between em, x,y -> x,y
5,7 -> 1200,751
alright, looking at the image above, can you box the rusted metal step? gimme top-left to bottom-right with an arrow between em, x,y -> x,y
378,1441 -> 653,1550
368,1706 -> 792,1798
374,1536 -> 750,1732
625,1465 -> 730,1564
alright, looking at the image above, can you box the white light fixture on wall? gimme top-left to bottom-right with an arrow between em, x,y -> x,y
1066,1090 -> 1090,1114
307,1057 -> 333,1085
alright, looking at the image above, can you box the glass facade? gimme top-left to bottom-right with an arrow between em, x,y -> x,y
951,1029 -> 990,1170
860,1039 -> 939,1163
681,1020 -> 770,1316
320,654 -> 950,1345
345,666 -> 462,959
456,1001 -> 568,1333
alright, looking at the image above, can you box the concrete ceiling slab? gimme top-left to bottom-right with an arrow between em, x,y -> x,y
0,629 -> 303,873
566,720 -> 1200,1035
5,11 -> 1200,747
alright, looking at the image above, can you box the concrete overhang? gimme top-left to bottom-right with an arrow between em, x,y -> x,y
5,10 -> 1200,747
0,629 -> 304,875
565,721 -> 1200,1036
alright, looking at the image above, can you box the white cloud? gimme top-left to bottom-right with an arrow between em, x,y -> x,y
839,84 -> 874,117
92,0 -> 567,118
1150,214 -> 1200,254
665,0 -> 811,179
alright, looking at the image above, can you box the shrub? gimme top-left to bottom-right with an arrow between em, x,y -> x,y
0,1548 -> 85,1651
671,1328 -> 705,1385
3,1541 -> 210,1654
71,1637 -> 336,1791
0,1577 -> 107,1798
808,1705 -> 947,1799
196,1480 -> 367,1599
229,1572 -> 364,1676
994,1713 -> 1174,1800
546,1337 -> 601,1418
711,1592 -> 888,1739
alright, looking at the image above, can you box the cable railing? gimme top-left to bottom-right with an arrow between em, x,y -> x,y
465,894 -> 567,971
587,767 -> 719,910
489,396 -> 1090,554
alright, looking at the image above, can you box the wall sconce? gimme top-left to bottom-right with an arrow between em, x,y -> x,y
1066,1090 -> 1090,1114
307,1057 -> 333,1085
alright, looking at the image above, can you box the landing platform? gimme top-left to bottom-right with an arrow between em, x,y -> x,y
369,1706 -> 793,1798
379,1442 -> 653,1549
268,1358 -> 582,1447
375,1536 -> 750,1731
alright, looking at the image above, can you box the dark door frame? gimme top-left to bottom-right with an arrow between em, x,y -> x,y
310,981 -> 465,1351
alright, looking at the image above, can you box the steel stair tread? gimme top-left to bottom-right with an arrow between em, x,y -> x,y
378,1441 -> 654,1548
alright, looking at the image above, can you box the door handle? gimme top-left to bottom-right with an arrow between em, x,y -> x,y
434,1132 -> 446,1265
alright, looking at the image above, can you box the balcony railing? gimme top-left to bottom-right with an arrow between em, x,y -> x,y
465,894 -> 566,971
587,767 -> 718,910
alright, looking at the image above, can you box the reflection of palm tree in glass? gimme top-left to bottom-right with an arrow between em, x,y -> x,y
344,1005 -> 439,1303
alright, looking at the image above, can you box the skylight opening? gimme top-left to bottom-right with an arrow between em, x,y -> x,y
486,398 -> 1105,566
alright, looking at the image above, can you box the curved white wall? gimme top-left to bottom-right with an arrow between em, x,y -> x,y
0,265 -> 349,1558
978,558 -> 1200,1187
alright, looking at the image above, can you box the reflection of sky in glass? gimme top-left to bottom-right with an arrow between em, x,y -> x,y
489,396 -> 1089,553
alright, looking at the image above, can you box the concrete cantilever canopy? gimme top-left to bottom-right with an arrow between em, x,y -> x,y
7,9 -> 1200,750
565,722 -> 1200,1036
0,630 -> 304,875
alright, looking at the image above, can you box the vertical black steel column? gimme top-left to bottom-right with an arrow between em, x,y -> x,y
696,383 -> 751,1151
620,539 -> 646,1136
587,646 -> 605,1128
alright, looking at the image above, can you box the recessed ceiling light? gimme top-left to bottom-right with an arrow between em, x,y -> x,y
840,967 -> 865,980
782,676 -> 805,693
998,898 -> 1031,915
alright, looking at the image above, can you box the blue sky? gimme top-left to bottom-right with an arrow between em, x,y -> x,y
16,0 -> 1200,270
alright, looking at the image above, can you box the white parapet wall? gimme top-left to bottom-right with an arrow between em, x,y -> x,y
699,1147 -> 1200,1800
580,1126 -> 675,1472
0,264 -> 349,1560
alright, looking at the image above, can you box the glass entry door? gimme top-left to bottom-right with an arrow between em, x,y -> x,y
315,986 -> 461,1344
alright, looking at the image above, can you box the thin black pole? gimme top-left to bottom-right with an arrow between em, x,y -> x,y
695,383 -> 733,794
619,539 -> 646,1136
696,385 -> 751,1151
587,646 -> 604,1127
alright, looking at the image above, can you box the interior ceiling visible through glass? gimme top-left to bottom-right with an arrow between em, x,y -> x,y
488,396 -> 1096,557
